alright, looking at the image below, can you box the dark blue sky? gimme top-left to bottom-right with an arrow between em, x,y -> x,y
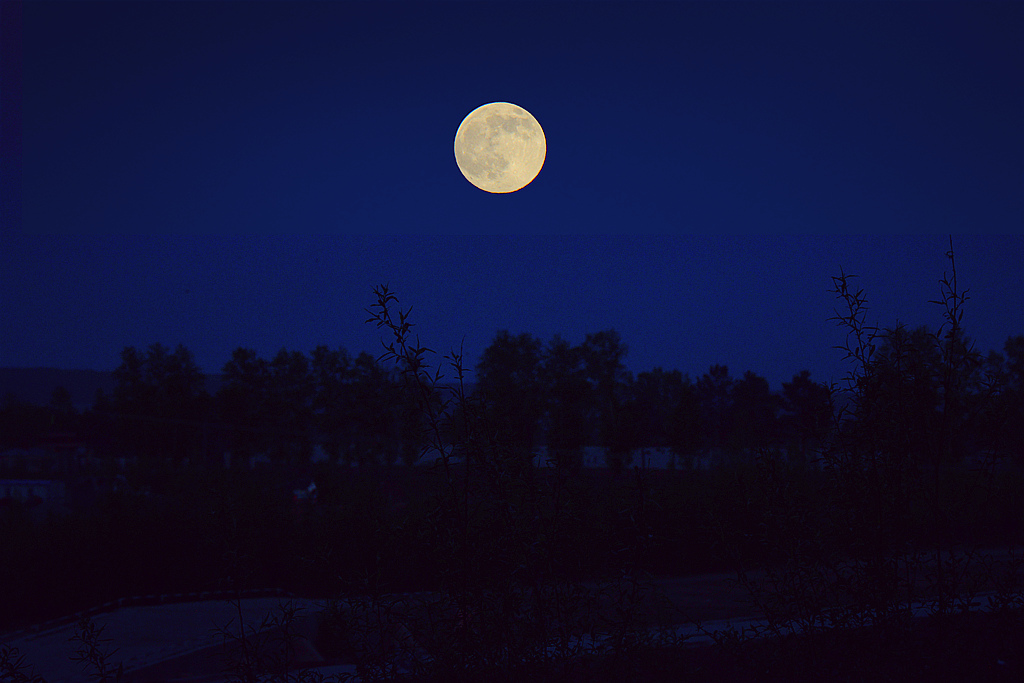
5,2 -> 1022,391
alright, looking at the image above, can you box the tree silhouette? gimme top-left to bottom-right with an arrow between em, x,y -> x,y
309,345 -> 353,465
1002,335 -> 1024,461
48,386 -> 75,418
666,373 -> 702,468
696,364 -> 733,461
727,370 -> 779,456
348,351 -> 400,468
625,369 -> 673,449
540,335 -> 590,474
618,367 -> 702,468
580,329 -> 632,471
474,330 -> 545,472
218,345 -> 415,469
265,349 -> 316,465
854,324 -> 981,472
219,347 -> 271,468
779,370 -> 831,466
975,335 -> 1024,465
112,343 -> 208,466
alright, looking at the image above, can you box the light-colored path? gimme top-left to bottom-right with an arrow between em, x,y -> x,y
4,597 -> 325,683
4,546 -> 1020,682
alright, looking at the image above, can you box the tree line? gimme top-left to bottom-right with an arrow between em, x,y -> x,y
2,328 -> 1022,473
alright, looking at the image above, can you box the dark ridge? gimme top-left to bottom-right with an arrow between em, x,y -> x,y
0,367 -> 225,411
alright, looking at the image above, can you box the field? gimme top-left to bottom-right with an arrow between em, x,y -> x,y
4,456 -> 1024,681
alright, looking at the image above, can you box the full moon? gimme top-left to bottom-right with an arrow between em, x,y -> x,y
454,102 -> 546,193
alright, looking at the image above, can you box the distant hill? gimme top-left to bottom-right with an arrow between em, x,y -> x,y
0,367 -> 474,412
0,368 -> 116,411
0,368 -> 224,412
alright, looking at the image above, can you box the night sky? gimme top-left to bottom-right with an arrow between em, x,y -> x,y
5,1 -> 1022,392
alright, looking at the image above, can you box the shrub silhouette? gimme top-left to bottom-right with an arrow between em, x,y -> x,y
725,238 -> 1024,674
